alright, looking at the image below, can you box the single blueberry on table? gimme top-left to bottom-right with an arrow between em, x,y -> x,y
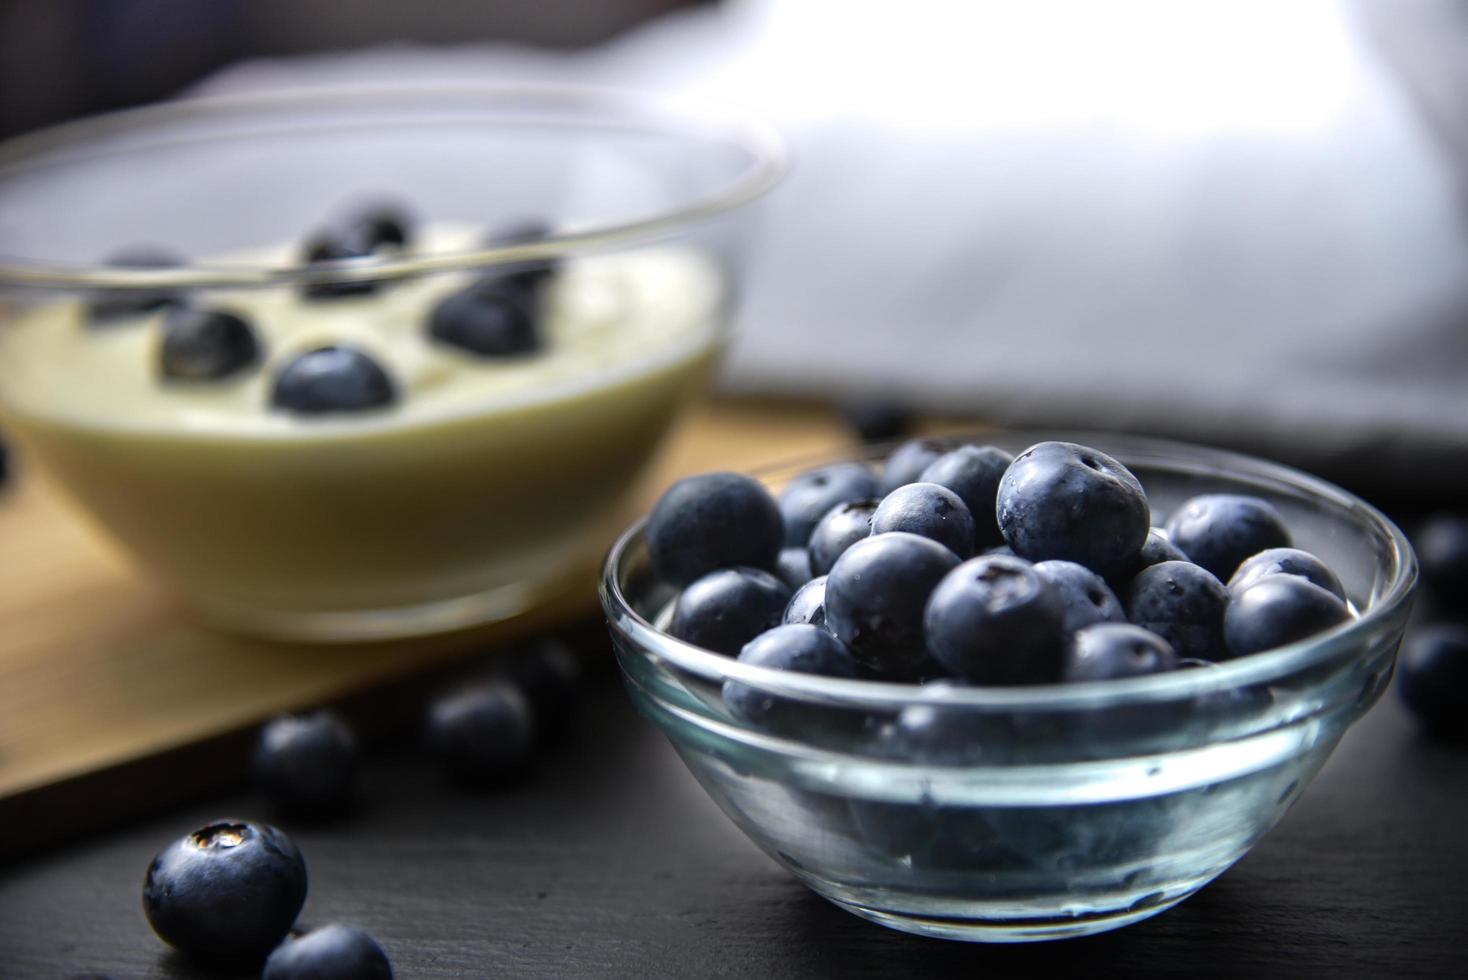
646,472 -> 784,586
252,710 -> 358,819
996,441 -> 1150,576
263,923 -> 394,980
428,280 -> 540,358
775,546 -> 814,590
825,532 -> 960,679
1224,574 -> 1351,658
1396,624 -> 1468,734
86,244 -> 186,324
669,567 -> 791,656
879,438 -> 949,495
159,308 -> 260,382
1126,560 -> 1230,661
807,498 -> 879,576
840,400 -> 912,442
1034,559 -> 1127,634
424,682 -> 536,784
499,638 -> 582,743
1063,623 -> 1178,682
271,346 -> 397,415
871,481 -> 976,559
918,444 -> 1014,550
1416,514 -> 1468,605
924,554 -> 1069,685
1166,494 -> 1291,581
777,462 -> 880,546
721,624 -> 857,729
142,820 -> 307,965
783,575 -> 828,628
1229,547 -> 1346,603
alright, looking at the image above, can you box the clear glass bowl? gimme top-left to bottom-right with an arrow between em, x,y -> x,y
0,84 -> 784,641
600,432 -> 1416,942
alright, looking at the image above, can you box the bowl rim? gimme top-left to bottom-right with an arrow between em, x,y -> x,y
600,429 -> 1418,711
0,82 -> 788,290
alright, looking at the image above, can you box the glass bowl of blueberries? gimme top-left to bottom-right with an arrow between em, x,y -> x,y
600,433 -> 1416,942
0,84 -> 784,640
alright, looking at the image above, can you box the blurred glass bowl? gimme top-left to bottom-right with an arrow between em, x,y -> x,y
0,84 -> 784,641
601,432 -> 1416,942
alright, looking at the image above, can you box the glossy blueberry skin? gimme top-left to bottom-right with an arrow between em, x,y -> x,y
670,567 -> 791,656
871,482 -> 976,559
251,711 -> 357,818
918,445 -> 1014,550
159,308 -> 260,382
424,682 -> 536,784
826,532 -> 960,679
1063,623 -> 1178,682
1126,560 -> 1229,661
1228,547 -> 1346,602
807,498 -> 879,576
499,639 -> 582,743
1033,560 -> 1127,634
1166,494 -> 1292,581
428,280 -> 539,358
263,924 -> 393,980
783,575 -> 828,628
879,438 -> 949,495
142,820 -> 307,964
1224,574 -> 1351,658
721,624 -> 857,728
87,244 -> 186,324
924,554 -> 1069,685
1416,514 -> 1468,605
271,346 -> 396,415
646,472 -> 783,586
777,462 -> 880,546
996,441 -> 1149,576
840,400 -> 911,442
1107,527 -> 1190,591
775,547 -> 814,590
1396,624 -> 1468,734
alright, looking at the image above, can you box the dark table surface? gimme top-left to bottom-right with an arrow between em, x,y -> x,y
3,655 -> 1466,980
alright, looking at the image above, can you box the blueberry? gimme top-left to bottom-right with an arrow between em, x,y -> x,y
483,218 -> 559,287
142,820 -> 307,964
1064,623 -> 1178,682
670,567 -> 791,655
996,442 -> 1149,576
1166,494 -> 1292,581
350,200 -> 413,249
1126,560 -> 1229,661
783,575 -> 828,628
646,472 -> 783,586
424,682 -> 535,784
924,554 -> 1068,685
270,346 -> 397,415
251,711 -> 357,818
879,438 -> 948,494
1397,624 -> 1468,734
1107,527 -> 1190,590
840,400 -> 912,442
777,462 -> 879,546
721,624 -> 856,728
159,308 -> 260,382
300,200 -> 412,299
1034,559 -> 1127,633
87,244 -> 185,324
807,499 -> 879,576
1174,657 -> 1276,721
1224,574 -> 1351,657
263,924 -> 393,980
1416,514 -> 1468,606
871,482 -> 976,558
775,546 -> 814,590
879,690 -> 990,765
428,280 -> 540,358
918,444 -> 1013,549
499,638 -> 582,742
1229,547 -> 1346,603
826,532 -> 960,679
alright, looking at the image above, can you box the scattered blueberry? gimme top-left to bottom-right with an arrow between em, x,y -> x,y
1063,623 -> 1178,682
263,924 -> 393,980
871,482 -> 976,559
807,499 -> 879,576
1416,514 -> 1468,606
669,567 -> 791,656
646,472 -> 783,586
1127,560 -> 1229,661
879,438 -> 948,495
826,532 -> 960,679
1166,494 -> 1291,581
996,441 -> 1149,576
775,546 -> 814,590
721,624 -> 857,728
424,682 -> 536,784
159,308 -> 260,382
1034,560 -> 1127,633
924,554 -> 1069,685
500,638 -> 582,742
142,820 -> 307,964
1228,547 -> 1346,603
300,200 -> 412,299
251,711 -> 358,818
1396,624 -> 1468,734
428,280 -> 540,358
918,444 -> 1013,549
87,244 -> 185,324
777,462 -> 879,546
840,400 -> 912,442
783,575 -> 828,628
1224,574 -> 1351,658
271,346 -> 396,415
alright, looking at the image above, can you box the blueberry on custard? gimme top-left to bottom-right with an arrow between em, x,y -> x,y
159,308 -> 260,382
271,346 -> 396,415
428,279 -> 539,358
87,244 -> 186,325
300,199 -> 413,300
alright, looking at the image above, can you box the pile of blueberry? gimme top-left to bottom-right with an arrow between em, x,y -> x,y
1397,514 -> 1468,734
647,438 -> 1356,725
87,203 -> 557,416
